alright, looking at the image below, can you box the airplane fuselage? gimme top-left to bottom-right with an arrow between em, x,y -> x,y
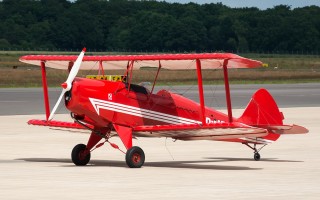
66,78 -> 232,129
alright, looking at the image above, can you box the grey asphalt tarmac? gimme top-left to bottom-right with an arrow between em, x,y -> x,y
1,83 -> 319,115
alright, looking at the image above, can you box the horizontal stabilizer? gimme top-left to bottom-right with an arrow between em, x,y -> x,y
271,124 -> 309,134
238,89 -> 308,141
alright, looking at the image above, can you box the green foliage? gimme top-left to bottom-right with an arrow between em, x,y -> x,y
0,0 -> 319,52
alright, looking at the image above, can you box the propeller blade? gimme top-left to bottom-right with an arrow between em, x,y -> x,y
48,48 -> 86,121
48,89 -> 66,121
64,47 -> 86,91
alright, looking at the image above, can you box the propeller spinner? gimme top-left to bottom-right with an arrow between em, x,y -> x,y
48,48 -> 86,121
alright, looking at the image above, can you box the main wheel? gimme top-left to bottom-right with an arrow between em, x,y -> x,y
254,152 -> 261,161
71,144 -> 91,166
125,146 -> 145,168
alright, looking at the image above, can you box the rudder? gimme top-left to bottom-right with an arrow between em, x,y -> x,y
239,88 -> 284,126
239,88 -> 308,139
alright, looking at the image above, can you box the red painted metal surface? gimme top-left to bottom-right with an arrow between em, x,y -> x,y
86,132 -> 103,150
113,124 -> 132,150
98,60 -> 105,76
239,88 -> 283,126
223,60 -> 233,123
19,53 -> 263,70
126,60 -> 134,93
40,62 -> 50,121
28,119 -> 85,129
61,82 -> 68,89
150,61 -> 162,94
20,53 -> 257,62
134,122 -> 248,132
196,59 -> 206,125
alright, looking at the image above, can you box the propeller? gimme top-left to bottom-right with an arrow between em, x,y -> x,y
48,48 -> 86,121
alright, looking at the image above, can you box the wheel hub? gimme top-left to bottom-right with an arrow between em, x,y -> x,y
78,150 -> 89,160
132,153 -> 141,164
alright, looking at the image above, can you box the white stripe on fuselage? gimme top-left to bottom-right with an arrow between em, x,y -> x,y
89,97 -> 201,125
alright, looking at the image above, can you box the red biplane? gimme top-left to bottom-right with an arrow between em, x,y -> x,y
19,48 -> 308,168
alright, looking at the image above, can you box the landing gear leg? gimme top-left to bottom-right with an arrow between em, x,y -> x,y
69,118 -> 112,166
243,142 -> 267,161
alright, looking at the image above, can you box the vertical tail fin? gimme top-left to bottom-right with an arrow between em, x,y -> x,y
239,88 -> 284,126
238,88 -> 284,142
239,89 -> 308,140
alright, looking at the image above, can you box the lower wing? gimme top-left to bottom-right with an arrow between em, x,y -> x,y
133,122 -> 268,141
28,119 -> 86,129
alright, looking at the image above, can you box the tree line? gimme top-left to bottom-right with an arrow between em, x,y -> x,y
0,0 -> 319,53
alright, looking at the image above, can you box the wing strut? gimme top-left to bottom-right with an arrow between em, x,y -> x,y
98,60 -> 105,76
223,59 -> 233,123
28,56 -> 86,129
196,59 -> 206,125
150,61 -> 162,94
40,61 -> 51,121
127,60 -> 135,92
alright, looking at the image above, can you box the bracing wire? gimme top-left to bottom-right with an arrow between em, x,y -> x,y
165,137 -> 175,161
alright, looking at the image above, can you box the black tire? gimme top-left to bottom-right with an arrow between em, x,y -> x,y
71,144 -> 91,166
254,152 -> 261,161
125,146 -> 145,168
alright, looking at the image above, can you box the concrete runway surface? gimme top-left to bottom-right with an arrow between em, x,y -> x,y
0,107 -> 319,200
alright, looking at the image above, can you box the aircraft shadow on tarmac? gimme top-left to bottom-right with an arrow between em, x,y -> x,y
204,157 -> 303,163
16,157 -> 302,170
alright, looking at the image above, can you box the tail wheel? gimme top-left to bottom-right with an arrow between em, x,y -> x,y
71,144 -> 91,166
243,143 -> 265,161
125,146 -> 145,168
254,152 -> 261,161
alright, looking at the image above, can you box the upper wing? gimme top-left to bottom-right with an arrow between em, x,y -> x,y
19,53 -> 262,70
132,122 -> 268,141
